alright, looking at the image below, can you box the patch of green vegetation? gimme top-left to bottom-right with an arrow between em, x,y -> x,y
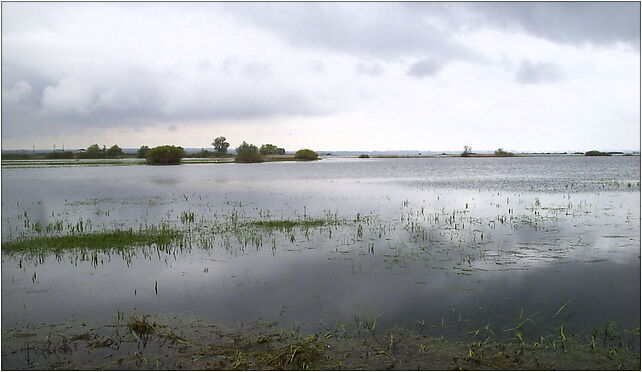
146,145 -> 186,165
294,149 -> 319,161
585,150 -> 611,156
235,141 -> 264,163
259,144 -> 286,155
494,148 -> 514,157
247,219 -> 330,230
2,312 -> 639,370
2,228 -> 182,256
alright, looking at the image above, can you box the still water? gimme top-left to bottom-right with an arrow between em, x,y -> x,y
2,156 -> 640,340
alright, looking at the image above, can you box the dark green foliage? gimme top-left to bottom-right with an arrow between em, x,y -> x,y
2,228 -> 182,255
45,151 -> 75,159
259,144 -> 285,155
137,145 -> 150,158
494,148 -> 514,157
77,144 -> 106,159
235,141 -> 263,163
105,145 -> 123,158
212,136 -> 230,155
146,145 -> 185,165
585,150 -> 611,156
247,219 -> 329,230
358,154 -> 370,158
1,153 -> 35,160
187,149 -> 213,158
294,149 -> 318,160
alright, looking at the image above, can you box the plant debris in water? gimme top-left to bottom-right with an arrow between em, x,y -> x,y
1,313 -> 639,370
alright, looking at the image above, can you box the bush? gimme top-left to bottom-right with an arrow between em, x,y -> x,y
584,150 -> 611,156
294,149 -> 318,161
146,145 -> 185,165
358,154 -> 370,158
235,142 -> 263,163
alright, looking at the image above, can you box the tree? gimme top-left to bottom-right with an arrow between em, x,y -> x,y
106,145 -> 123,158
77,144 -> 106,159
137,146 -> 150,158
146,145 -> 185,165
234,141 -> 263,163
212,136 -> 230,155
259,144 -> 280,155
294,149 -> 319,160
461,146 -> 472,157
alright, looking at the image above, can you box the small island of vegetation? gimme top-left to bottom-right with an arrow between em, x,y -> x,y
294,149 -> 319,161
146,145 -> 186,165
584,150 -> 612,156
235,141 -> 264,163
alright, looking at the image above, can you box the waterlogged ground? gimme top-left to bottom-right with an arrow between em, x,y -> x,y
1,156 -> 640,369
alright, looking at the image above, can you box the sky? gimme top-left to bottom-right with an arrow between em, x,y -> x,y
1,2 -> 640,152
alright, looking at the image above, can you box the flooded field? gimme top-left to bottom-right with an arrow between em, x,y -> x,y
2,156 -> 640,369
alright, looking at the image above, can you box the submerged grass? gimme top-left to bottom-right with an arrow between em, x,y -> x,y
2,312 -> 639,370
2,228 -> 182,255
246,219 -> 331,230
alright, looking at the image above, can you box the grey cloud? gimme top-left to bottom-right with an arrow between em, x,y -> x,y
223,3 -> 474,61
2,60 -> 331,138
464,2 -> 640,47
514,60 -> 563,84
407,59 -> 443,78
355,61 -> 383,76
225,2 -> 639,62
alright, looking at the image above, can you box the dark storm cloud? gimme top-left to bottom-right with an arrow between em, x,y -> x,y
514,60 -> 563,84
406,59 -> 443,78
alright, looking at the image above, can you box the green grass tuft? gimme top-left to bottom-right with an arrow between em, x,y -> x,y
2,228 -> 182,255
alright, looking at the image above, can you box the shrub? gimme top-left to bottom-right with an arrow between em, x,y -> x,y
146,145 -> 185,165
358,154 -> 370,158
235,142 -> 263,163
294,149 -> 319,161
584,150 -> 611,156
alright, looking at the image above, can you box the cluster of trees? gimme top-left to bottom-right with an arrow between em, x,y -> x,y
76,144 -> 124,159
461,146 -> 514,157
584,150 -> 611,156
259,144 -> 286,155
234,141 -> 318,163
